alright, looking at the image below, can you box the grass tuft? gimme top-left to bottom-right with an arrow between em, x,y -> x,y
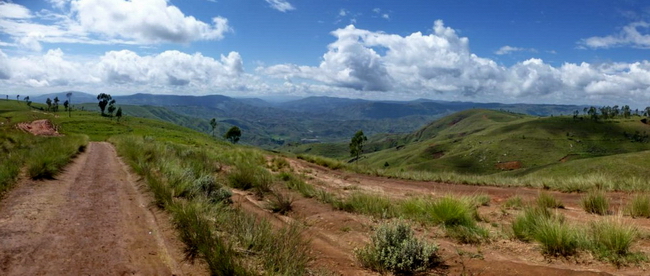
581,190 -> 610,215
625,194 -> 650,218
536,192 -> 564,209
504,195 -> 524,209
587,217 -> 644,266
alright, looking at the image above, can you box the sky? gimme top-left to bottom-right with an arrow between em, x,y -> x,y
1,0 -> 650,106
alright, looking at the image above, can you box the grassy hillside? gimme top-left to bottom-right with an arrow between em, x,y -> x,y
0,99 -> 313,275
287,109 -> 650,189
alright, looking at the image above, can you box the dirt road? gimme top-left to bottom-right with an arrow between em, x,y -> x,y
0,142 -> 200,276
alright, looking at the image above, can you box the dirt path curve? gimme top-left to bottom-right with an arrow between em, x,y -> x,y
0,142 -> 198,276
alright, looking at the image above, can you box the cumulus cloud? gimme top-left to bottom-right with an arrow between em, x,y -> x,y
264,0 -> 295,12
71,0 -> 232,43
495,45 -> 536,55
582,21 -> 650,49
0,48 -> 254,93
260,20 -> 650,104
0,0 -> 231,51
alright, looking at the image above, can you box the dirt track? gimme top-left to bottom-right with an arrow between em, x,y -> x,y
0,142 -> 203,276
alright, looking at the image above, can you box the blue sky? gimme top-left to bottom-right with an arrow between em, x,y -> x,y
1,0 -> 650,106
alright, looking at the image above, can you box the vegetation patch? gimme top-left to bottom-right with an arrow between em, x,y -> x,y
356,221 -> 440,275
587,217 -> 644,266
625,194 -> 650,218
581,191 -> 610,215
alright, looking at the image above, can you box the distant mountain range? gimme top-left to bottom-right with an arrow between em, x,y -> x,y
33,91 -> 587,148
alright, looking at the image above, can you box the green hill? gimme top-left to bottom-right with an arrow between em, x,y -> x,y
286,109 -> 650,183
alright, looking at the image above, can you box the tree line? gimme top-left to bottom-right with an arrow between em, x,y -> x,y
573,105 -> 650,121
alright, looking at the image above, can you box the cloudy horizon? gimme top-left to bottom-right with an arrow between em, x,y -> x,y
1,0 -> 650,107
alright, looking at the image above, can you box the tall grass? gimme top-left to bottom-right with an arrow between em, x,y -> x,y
535,192 -> 564,209
626,194 -> 650,218
297,154 -> 346,170
112,135 -> 310,275
0,131 -> 88,193
581,191 -> 610,215
587,217 -> 643,266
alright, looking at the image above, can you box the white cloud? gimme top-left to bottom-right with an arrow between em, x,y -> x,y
264,0 -> 295,12
0,2 -> 32,19
260,20 -> 650,105
71,0 -> 231,43
582,21 -> 650,49
382,14 -> 390,20
0,48 -> 256,93
0,0 -> 232,51
495,45 -> 537,55
339,9 -> 347,17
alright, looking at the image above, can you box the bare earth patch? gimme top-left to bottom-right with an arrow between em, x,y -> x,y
16,119 -> 60,136
286,158 -> 647,275
0,142 -> 206,276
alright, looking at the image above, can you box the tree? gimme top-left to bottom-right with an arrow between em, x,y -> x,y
66,92 -> 72,117
349,130 -> 367,163
97,93 -> 112,116
225,126 -> 241,144
209,118 -> 217,137
588,106 -> 598,121
107,99 -> 116,117
645,107 -> 650,117
45,98 -> 52,111
622,105 -> 631,119
116,107 -> 123,122
16,95 -> 19,101
63,100 -> 69,111
53,97 -> 60,112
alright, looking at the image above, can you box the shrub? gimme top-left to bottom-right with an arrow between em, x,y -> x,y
356,221 -> 439,274
536,192 -> 564,209
227,163 -> 273,195
625,194 -> 650,218
581,191 -> 610,215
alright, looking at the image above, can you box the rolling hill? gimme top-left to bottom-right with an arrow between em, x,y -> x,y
286,109 -> 650,180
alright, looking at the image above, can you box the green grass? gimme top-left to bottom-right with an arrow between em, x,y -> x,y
533,218 -> 582,257
112,135 -> 310,275
335,192 -> 396,218
297,154 -> 346,170
536,192 -> 564,209
581,191 -> 610,215
356,221 -> 440,274
280,172 -> 316,198
625,194 -> 650,218
587,217 -> 643,266
504,195 -> 524,209
266,190 -> 294,215
512,206 -> 556,242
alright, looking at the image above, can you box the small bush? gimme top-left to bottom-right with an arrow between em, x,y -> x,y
533,218 -> 581,257
228,163 -> 273,195
581,191 -> 610,215
625,194 -> 650,218
536,192 -> 564,209
356,221 -> 440,274
504,195 -> 524,209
